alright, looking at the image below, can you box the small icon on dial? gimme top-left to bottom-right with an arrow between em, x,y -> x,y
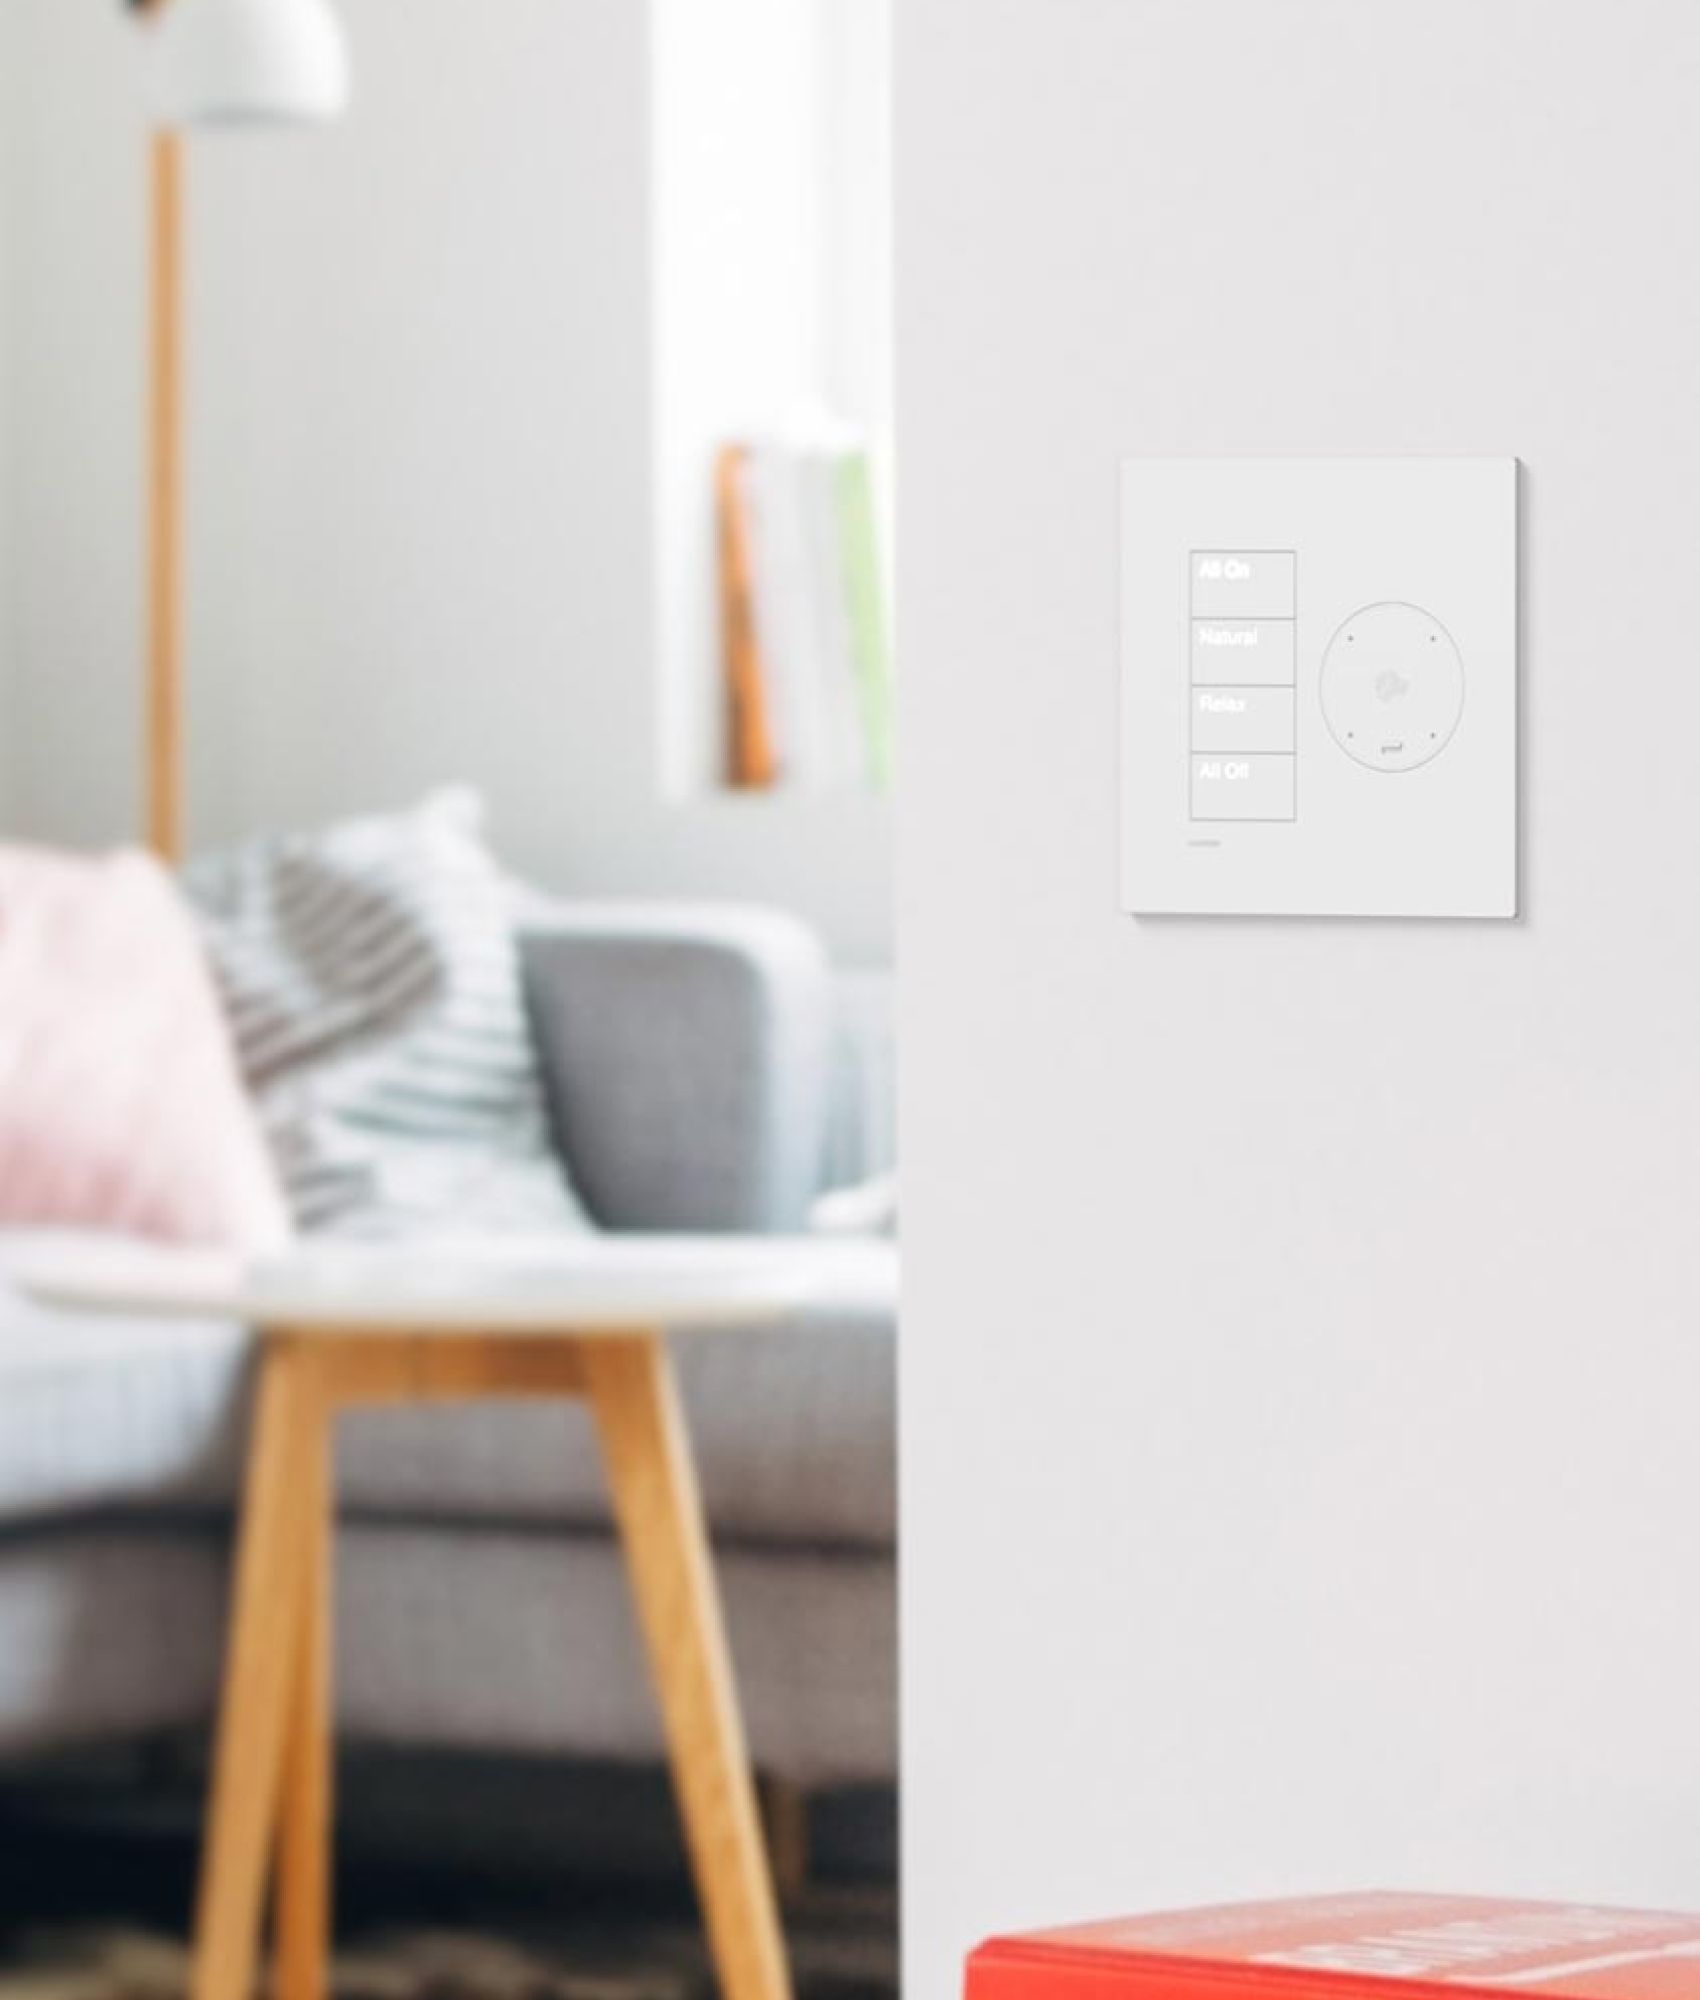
1321,601 -> 1463,773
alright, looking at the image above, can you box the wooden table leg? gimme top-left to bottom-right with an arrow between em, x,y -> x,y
274,1366 -> 334,2000
583,1334 -> 793,2000
190,1337 -> 317,2000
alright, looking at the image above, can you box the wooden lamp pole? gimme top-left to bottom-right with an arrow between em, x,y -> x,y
144,109 -> 185,865
131,0 -> 349,865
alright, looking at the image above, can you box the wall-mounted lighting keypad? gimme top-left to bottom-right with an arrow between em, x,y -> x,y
1121,458 -> 1518,919
1189,552 -> 1296,819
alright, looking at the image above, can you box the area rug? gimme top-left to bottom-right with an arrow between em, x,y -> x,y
0,1890 -> 897,2000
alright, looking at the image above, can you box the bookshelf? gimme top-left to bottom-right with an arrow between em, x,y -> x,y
651,0 -> 892,808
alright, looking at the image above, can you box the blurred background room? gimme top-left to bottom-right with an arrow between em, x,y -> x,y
0,2 -> 896,1995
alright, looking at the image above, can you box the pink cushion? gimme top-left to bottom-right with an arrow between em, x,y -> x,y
0,845 -> 291,1251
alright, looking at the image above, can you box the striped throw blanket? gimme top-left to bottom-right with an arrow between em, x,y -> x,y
187,791 -> 590,1240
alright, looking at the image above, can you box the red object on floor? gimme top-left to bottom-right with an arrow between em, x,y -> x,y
966,1893 -> 1700,2000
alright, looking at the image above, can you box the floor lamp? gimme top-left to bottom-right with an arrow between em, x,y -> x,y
131,0 -> 350,863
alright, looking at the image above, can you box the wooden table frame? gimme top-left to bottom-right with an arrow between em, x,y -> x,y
189,1326 -> 793,2000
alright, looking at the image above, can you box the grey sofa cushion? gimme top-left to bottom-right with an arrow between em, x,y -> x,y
823,971 -> 896,1191
335,1525 -> 895,1783
517,899 -> 834,1233
336,1240 -> 896,1550
0,1237 -> 895,1553
0,1523 -> 896,1783
0,1236 -> 250,1526
0,1527 -> 226,1755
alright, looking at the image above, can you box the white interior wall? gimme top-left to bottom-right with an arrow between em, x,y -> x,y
818,0 -> 892,433
4,0 -> 891,963
900,3 -> 1700,1996
8,1 -> 150,846
653,0 -> 825,803
650,0 -> 893,935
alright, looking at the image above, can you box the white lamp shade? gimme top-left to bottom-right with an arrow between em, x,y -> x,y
147,0 -> 350,128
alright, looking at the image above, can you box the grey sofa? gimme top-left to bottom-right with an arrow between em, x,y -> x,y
0,902 -> 897,1793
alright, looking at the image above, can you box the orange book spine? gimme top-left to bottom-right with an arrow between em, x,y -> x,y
716,444 -> 779,788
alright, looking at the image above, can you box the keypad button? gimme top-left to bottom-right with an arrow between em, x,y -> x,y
1191,618 -> 1296,687
1191,685 -> 1296,755
1190,551 -> 1296,619
1190,753 -> 1296,821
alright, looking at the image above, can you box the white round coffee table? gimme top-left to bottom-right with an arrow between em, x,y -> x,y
17,1236 -> 816,2000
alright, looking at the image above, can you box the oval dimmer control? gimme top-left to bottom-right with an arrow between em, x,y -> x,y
1321,601 -> 1464,774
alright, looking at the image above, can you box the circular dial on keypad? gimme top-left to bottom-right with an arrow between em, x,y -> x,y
1320,601 -> 1464,773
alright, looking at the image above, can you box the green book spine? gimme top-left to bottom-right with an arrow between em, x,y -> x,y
836,451 -> 894,789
